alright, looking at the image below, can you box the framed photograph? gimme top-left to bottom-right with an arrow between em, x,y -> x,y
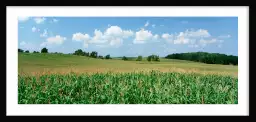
6,6 -> 249,116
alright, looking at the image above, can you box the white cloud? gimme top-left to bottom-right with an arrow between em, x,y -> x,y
152,24 -> 156,28
79,26 -> 134,48
89,29 -> 108,44
144,21 -> 149,27
108,24 -> 111,27
72,33 -> 90,41
20,41 -> 26,46
105,26 -> 123,37
40,29 -> 48,37
40,35 -> 66,47
32,27 -> 37,32
184,29 -> 211,38
162,33 -> 174,43
153,34 -> 159,40
110,38 -> 122,47
53,19 -> 59,23
133,29 -> 153,44
218,34 -> 231,38
104,26 -> 134,39
133,40 -> 146,44
174,38 -> 190,44
34,17 -> 46,24
49,19 -> 59,23
32,27 -> 40,32
72,26 -> 134,48
162,33 -> 173,40
173,32 -> 190,44
123,30 -> 134,38
32,27 -> 36,32
162,29 -> 211,45
18,16 -> 29,22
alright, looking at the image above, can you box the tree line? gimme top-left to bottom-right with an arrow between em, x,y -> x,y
18,48 -> 47,53
18,47 -> 237,65
72,49 -> 112,59
122,55 -> 160,62
165,52 -> 238,65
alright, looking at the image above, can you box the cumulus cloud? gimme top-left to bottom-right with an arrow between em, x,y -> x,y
34,17 -> 46,24
109,38 -> 122,47
123,30 -> 134,38
89,29 -> 108,44
144,21 -> 149,27
31,26 -> 40,32
186,29 -> 211,37
40,35 -> 66,47
18,16 -> 29,22
162,33 -> 174,43
72,26 -> 134,48
103,26 -> 134,47
105,26 -> 123,37
32,27 -> 37,32
20,41 -> 26,46
153,34 -> 159,40
40,29 -> 48,37
161,29 -> 211,45
173,32 -> 190,44
133,29 -> 153,44
72,33 -> 90,41
49,18 -> 59,23
53,19 -> 59,23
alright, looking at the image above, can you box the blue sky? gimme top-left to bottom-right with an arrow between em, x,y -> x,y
18,17 -> 238,57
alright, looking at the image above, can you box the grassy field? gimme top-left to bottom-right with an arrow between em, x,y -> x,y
18,53 -> 238,104
18,53 -> 238,76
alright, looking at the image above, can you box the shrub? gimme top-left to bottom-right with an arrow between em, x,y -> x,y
136,56 -> 142,61
105,54 -> 111,59
122,56 -> 128,61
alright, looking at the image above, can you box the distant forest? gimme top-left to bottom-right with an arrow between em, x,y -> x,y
19,47 -> 238,65
165,52 -> 238,65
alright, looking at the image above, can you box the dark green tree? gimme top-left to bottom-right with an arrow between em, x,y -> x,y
41,47 -> 48,53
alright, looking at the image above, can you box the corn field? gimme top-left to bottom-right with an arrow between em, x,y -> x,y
18,71 -> 238,104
